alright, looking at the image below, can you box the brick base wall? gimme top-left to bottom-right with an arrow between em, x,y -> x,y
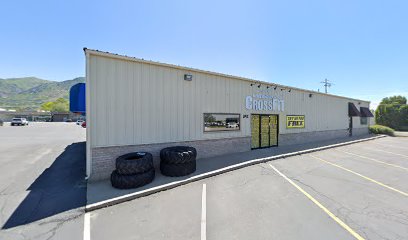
353,127 -> 369,136
90,127 -> 369,181
279,127 -> 369,146
90,137 -> 251,181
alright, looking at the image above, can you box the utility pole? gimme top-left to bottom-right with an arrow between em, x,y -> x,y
320,79 -> 333,93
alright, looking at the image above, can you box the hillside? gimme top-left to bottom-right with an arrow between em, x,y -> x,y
0,77 -> 85,110
0,77 -> 51,98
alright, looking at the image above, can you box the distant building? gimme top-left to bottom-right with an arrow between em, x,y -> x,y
0,111 -> 51,121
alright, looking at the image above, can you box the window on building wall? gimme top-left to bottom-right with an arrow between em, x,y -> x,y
360,117 -> 368,125
204,113 -> 240,132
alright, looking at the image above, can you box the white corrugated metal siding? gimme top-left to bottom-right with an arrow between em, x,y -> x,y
87,51 -> 370,148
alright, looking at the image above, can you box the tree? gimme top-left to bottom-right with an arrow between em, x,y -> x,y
40,98 -> 69,112
399,105 -> 408,130
41,101 -> 54,111
375,95 -> 408,130
380,96 -> 406,105
204,114 -> 216,123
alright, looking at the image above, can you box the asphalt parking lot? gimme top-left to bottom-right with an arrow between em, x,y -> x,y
0,122 -> 86,240
1,123 -> 407,240
89,136 -> 408,240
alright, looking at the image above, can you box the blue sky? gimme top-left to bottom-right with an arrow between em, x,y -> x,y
1,0 -> 407,109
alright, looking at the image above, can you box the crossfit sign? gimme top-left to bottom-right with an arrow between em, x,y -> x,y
286,115 -> 305,128
245,95 -> 284,112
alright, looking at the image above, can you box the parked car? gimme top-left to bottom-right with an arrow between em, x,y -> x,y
11,118 -> 29,126
81,121 -> 86,128
76,120 -> 84,125
65,119 -> 73,122
226,122 -> 238,128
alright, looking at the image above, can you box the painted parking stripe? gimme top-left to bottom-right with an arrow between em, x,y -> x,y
269,164 -> 365,240
361,147 -> 408,159
371,142 -> 408,150
335,149 -> 408,171
201,184 -> 206,240
310,155 -> 408,197
83,212 -> 91,240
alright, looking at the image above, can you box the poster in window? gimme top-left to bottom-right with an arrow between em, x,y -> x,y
286,115 -> 305,128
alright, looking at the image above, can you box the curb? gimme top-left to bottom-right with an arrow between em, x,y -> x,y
86,135 -> 386,212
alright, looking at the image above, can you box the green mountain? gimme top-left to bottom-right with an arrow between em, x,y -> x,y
0,77 -> 85,110
0,77 -> 51,98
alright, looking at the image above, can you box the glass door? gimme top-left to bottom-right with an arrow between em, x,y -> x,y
270,115 -> 278,146
251,114 -> 279,149
251,115 -> 260,149
260,115 -> 270,148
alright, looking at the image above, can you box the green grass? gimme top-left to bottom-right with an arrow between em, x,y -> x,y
369,124 -> 395,136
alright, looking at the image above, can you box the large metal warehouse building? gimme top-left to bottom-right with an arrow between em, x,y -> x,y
84,48 -> 373,181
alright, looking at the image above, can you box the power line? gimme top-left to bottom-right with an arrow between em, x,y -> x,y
320,79 -> 333,93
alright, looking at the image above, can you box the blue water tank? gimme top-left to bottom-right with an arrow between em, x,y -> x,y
70,83 -> 86,113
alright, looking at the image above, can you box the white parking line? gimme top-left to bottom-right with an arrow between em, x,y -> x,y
84,212 -> 90,240
201,184 -> 207,240
269,164 -> 365,240
32,148 -> 52,163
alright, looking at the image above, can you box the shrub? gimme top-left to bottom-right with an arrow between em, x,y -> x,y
375,95 -> 408,130
369,124 -> 395,136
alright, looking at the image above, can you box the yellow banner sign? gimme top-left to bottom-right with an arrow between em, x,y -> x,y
287,115 -> 305,128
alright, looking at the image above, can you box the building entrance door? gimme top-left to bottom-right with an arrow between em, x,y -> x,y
251,114 -> 278,149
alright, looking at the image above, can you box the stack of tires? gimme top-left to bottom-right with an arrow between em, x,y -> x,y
160,146 -> 197,177
111,152 -> 155,189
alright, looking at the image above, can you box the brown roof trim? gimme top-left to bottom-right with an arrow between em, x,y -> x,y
349,102 -> 361,117
360,107 -> 374,117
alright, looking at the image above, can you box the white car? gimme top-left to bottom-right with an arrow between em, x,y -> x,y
226,122 -> 239,128
11,118 -> 29,126
76,120 -> 85,125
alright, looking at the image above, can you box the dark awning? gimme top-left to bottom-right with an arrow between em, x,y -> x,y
360,107 -> 374,117
69,83 -> 86,114
348,103 -> 361,117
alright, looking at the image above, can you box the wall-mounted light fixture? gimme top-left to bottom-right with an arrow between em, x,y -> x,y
288,89 -> 292,92
274,86 -> 277,90
258,84 -> 261,88
309,93 -> 313,98
184,74 -> 193,81
266,86 -> 270,89
280,88 -> 286,91
250,83 -> 254,86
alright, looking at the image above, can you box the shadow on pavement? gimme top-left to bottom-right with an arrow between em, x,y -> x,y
2,142 -> 86,229
87,134 -> 377,206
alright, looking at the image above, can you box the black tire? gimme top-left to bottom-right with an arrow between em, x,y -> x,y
116,152 -> 153,175
160,146 -> 197,164
160,161 -> 196,177
111,168 -> 155,189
